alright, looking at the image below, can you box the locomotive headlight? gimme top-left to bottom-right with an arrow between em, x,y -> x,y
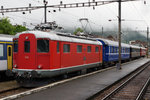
14,64 -> 17,68
38,65 -> 42,69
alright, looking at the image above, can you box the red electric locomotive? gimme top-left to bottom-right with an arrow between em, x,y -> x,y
13,31 -> 103,86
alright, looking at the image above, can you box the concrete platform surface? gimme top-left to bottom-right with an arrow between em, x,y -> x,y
15,58 -> 150,100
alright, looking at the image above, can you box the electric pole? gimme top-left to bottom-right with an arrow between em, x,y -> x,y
147,27 -> 149,58
102,26 -> 103,38
118,0 -> 122,69
43,0 -> 48,24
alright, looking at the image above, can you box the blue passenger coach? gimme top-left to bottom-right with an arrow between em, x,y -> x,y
0,34 -> 13,75
97,38 -> 130,65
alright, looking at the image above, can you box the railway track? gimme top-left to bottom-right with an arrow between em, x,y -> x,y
143,81 -> 150,99
0,81 -> 31,99
99,61 -> 150,100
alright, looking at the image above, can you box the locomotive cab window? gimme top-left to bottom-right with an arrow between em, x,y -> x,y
13,40 -> 18,52
77,45 -> 82,53
37,39 -> 49,53
57,42 -> 60,53
63,44 -> 70,53
24,41 -> 30,53
0,44 -> 3,57
95,46 -> 99,52
87,46 -> 91,52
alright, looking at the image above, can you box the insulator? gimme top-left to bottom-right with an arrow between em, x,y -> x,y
60,1 -> 63,5
22,12 -> 25,14
93,6 -> 95,10
144,1 -> 146,4
59,8 -> 61,11
53,10 -> 56,12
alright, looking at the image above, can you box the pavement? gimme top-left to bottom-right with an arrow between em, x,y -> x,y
2,58 -> 150,100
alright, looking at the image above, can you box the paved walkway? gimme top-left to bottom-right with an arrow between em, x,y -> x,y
16,58 -> 150,100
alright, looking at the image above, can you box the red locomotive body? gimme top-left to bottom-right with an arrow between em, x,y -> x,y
13,31 -> 102,83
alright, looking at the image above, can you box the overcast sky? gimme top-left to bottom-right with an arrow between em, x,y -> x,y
0,0 -> 150,34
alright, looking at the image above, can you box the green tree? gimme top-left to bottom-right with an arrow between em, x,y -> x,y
14,25 -> 27,34
73,27 -> 83,35
0,18 -> 14,34
0,17 -> 27,35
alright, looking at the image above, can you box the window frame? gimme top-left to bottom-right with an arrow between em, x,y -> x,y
77,45 -> 82,53
57,42 -> 60,53
87,46 -> 91,53
13,39 -> 18,53
0,44 -> 4,57
95,46 -> 99,52
24,41 -> 30,53
63,44 -> 70,53
37,39 -> 49,53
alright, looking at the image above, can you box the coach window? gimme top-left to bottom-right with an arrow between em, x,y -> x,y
13,40 -> 18,52
37,39 -> 49,53
87,46 -> 91,52
24,41 -> 30,53
77,45 -> 82,53
95,46 -> 99,52
63,44 -> 70,53
57,42 -> 60,53
0,44 -> 3,57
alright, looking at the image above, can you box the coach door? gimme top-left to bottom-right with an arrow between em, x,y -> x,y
7,45 -> 12,70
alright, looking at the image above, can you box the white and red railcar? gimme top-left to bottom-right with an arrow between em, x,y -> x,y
13,31 -> 103,79
140,47 -> 147,57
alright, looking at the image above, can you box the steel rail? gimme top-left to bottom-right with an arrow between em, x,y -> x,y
136,76 -> 150,100
101,62 -> 150,100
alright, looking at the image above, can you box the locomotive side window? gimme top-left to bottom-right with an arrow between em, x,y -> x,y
95,46 -> 99,52
37,39 -> 49,53
63,44 -> 70,53
77,45 -> 82,53
0,44 -> 3,57
24,41 -> 30,53
13,40 -> 18,52
57,42 -> 60,53
87,46 -> 91,52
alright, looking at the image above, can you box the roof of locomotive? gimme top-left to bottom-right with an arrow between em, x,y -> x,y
141,47 -> 146,49
14,31 -> 102,45
96,38 -> 130,48
0,34 -> 13,41
130,45 -> 141,49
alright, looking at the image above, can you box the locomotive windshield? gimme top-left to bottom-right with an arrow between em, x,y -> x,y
24,41 -> 30,53
37,39 -> 49,53
13,40 -> 18,52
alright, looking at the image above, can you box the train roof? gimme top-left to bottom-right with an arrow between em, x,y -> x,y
141,47 -> 146,49
14,31 -> 102,45
96,38 -> 130,48
130,45 -> 141,49
0,34 -> 13,41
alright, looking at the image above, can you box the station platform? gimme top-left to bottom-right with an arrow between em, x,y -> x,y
13,58 -> 150,100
